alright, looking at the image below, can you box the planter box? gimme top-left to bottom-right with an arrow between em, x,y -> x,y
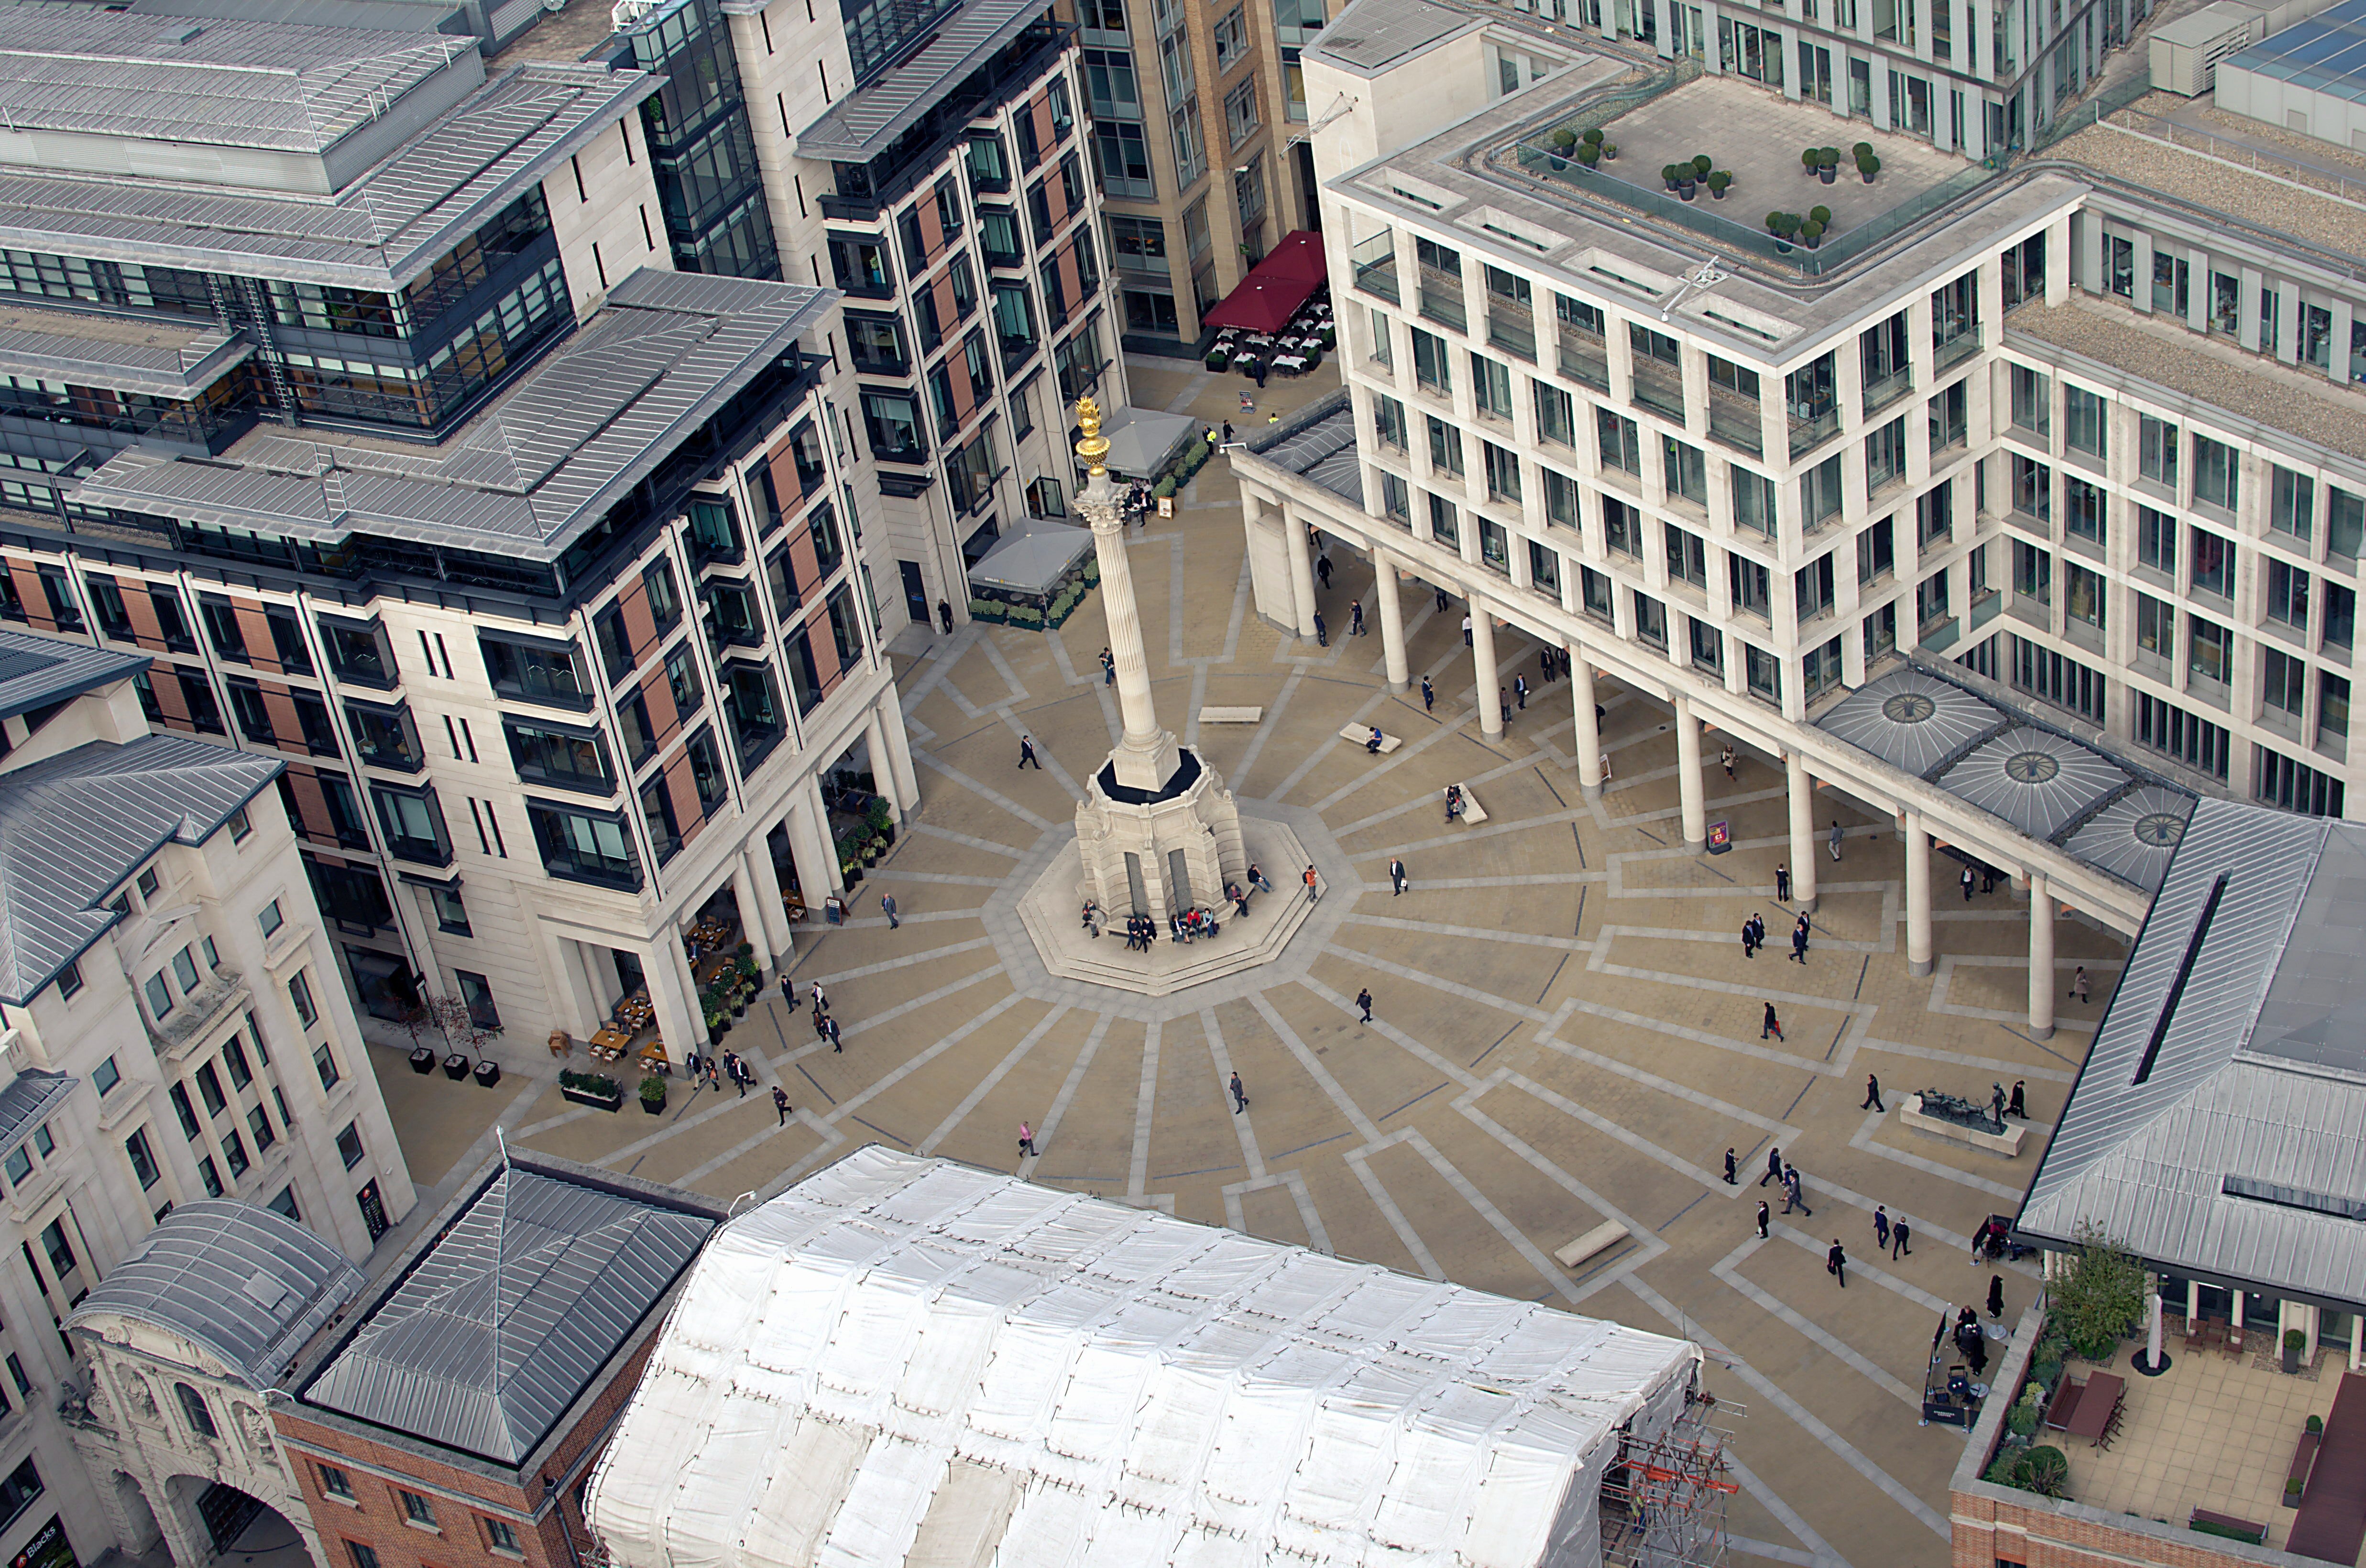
2288,1429 -> 2320,1508
639,1096 -> 667,1115
441,1053 -> 471,1080
560,1083 -> 624,1112
408,1048 -> 436,1074
473,1061 -> 502,1088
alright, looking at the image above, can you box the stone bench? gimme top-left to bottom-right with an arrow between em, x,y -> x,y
1901,1094 -> 2026,1157
1199,706 -> 1263,724
1446,784 -> 1489,825
1554,1220 -> 1630,1269
2189,1509 -> 2267,1545
1341,724 -> 1401,754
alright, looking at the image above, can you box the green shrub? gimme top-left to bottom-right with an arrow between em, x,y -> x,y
1691,153 -> 1711,176
2289,1328 -> 2310,1351
1008,606 -> 1043,626
1800,219 -> 1824,242
1152,476 -> 1177,499
1706,170 -> 1730,192
1852,141 -> 1873,158
1577,142 -> 1600,166
2191,1519 -> 2266,1544
2051,1221 -> 2146,1360
2005,1401 -> 2040,1439
2289,1477 -> 2307,1496
1809,204 -> 1831,225
2309,1414 -> 2324,1434
561,1070 -> 621,1097
1581,126 -> 1603,145
639,1075 -> 667,1104
1801,147 -> 1818,169
1083,558 -> 1101,584
2018,1446 -> 2069,1498
1549,127 -> 1577,152
1205,349 -> 1230,370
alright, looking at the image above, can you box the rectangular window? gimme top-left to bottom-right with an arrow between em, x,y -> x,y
1482,441 -> 1520,504
2190,528 -> 2234,598
1665,525 -> 1708,590
1857,516 -> 1895,584
2010,637 -> 2106,722
224,1038 -> 252,1090
1732,466 -> 1776,536
1633,592 -> 1667,649
2193,435 -> 2239,512
2137,506 -> 2176,576
337,1122 -> 364,1170
2189,615 -> 2233,686
2062,476 -> 2103,544
2322,674 -> 2350,743
2009,365 -> 2049,437
2267,559 -> 2311,632
486,1520 -> 520,1556
1796,554 -> 1836,621
318,1465 -> 354,1501
479,634 -> 592,710
2136,593 -> 2175,664
1662,438 -> 1706,506
2065,563 -> 2106,627
169,1084 -> 199,1140
1865,416 -> 1908,493
396,1492 -> 435,1529
1426,415 -> 1464,477
196,1065 -> 226,1117
2264,646 -> 2307,718
2138,416 -> 2179,490
1410,328 -> 1451,394
1598,409 -> 1640,474
2257,747 -> 2346,817
289,971 -> 318,1029
197,1156 -> 222,1198
1730,554 -> 1772,620
1801,453 -> 1843,527
2325,582 -> 2355,651
126,1129 -> 159,1190
220,1129 -> 248,1177
2271,466 -> 2315,542
247,1104 -> 275,1154
1535,381 -> 1575,448
2333,488 -> 2364,563
2062,384 -> 2105,457
313,1043 -> 340,1092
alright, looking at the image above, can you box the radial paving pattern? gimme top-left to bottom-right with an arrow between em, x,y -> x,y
373,364 -> 2132,1568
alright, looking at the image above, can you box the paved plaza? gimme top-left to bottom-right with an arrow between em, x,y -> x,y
373,359 -> 2126,1568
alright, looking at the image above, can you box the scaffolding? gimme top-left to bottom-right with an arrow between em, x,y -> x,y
1597,1390 -> 1741,1568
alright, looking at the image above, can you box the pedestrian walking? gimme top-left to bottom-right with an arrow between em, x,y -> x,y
1230,1071 -> 1249,1112
1356,987 -> 1373,1023
1790,916 -> 1809,964
1720,742 -> 1736,780
1421,675 -> 1435,713
2007,1079 -> 2027,1118
1862,1073 -> 1884,1111
1748,913 -> 1765,954
704,1057 -> 722,1091
1435,586 -> 1450,613
1786,1165 -> 1812,1217
937,599 -> 954,634
1101,647 -> 1115,685
1019,1121 -> 1037,1157
1389,857 -> 1407,895
1874,1206 -> 1891,1251
1775,863 -> 1791,902
1461,613 -> 1473,647
683,1048 -> 702,1082
724,1051 -> 747,1096
1350,599 -> 1366,635
1723,1148 -> 1738,1184
826,1015 -> 842,1052
1827,1240 -> 1848,1288
1513,674 -> 1528,710
881,893 -> 899,929
1755,1200 -> 1770,1238
1316,554 -> 1333,589
1961,864 -> 1976,901
1982,863 -> 1997,894
809,980 -> 826,1015
1303,864 -> 1320,903
1314,611 -> 1328,646
1762,1002 -> 1784,1041
1988,1274 -> 2006,1321
1222,420 -> 1235,443
1249,863 -> 1274,895
1741,917 -> 1757,958
772,1085 -> 791,1124
1891,1219 -> 1912,1258
1761,1146 -> 1783,1186
1829,819 -> 1844,861
2070,966 -> 2090,1003
1500,686 -> 1511,726
1018,735 -> 1041,769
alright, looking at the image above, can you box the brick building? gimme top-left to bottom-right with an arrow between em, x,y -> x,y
67,1154 -> 720,1568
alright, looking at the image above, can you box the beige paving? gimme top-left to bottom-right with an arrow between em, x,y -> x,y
380,356 -> 2127,1568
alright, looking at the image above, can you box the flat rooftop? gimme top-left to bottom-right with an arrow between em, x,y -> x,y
75,269 -> 836,563
0,303 -> 252,400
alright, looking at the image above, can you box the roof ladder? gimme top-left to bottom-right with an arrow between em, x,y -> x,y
225,275 -> 301,429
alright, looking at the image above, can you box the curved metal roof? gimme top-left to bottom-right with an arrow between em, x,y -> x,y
1935,724 -> 2136,841
2061,784 -> 2195,894
67,1200 -> 364,1388
1813,669 -> 2005,777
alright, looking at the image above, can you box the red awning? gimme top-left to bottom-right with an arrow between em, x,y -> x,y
1201,230 -> 1327,333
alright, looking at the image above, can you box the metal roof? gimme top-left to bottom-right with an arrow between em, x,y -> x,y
0,627 -> 149,721
0,1069 -> 73,1158
67,1200 -> 364,1388
0,307 -> 252,400
2017,800 -> 2366,1309
302,1165 -> 715,1465
75,271 -> 836,563
2223,0 -> 2366,104
1305,0 -> 1474,73
0,59 -> 657,290
2060,784 -> 2194,896
1258,396 -> 1365,508
1813,669 -> 2005,777
1933,723 -> 2137,841
0,6 -> 477,154
0,730 -> 280,1004
797,0 -> 1050,161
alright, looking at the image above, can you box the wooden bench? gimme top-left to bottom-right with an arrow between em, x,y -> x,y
1446,783 -> 1489,825
1553,1220 -> 1630,1269
1340,723 -> 1402,754
1199,706 -> 1263,723
2189,1509 -> 2267,1545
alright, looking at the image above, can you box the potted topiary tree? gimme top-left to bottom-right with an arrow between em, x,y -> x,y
1577,141 -> 1600,170
1676,164 -> 1698,200
1582,127 -> 1603,153
2287,1328 -> 2309,1373
1857,147 -> 1882,182
1800,218 -> 1825,249
1600,140 -> 1618,161
1802,147 -> 1819,177
1690,153 -> 1712,181
1809,204 -> 1831,231
1547,127 -> 1575,170
639,1074 -> 668,1116
1662,163 -> 1682,192
1817,147 -> 1839,184
1706,169 -> 1731,198
1770,212 -> 1799,251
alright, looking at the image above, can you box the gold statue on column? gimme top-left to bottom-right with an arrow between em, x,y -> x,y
1075,395 -> 1108,477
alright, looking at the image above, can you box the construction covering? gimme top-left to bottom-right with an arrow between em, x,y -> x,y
587,1147 -> 1701,1568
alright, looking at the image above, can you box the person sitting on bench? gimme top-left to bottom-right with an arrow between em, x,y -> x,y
1365,726 -> 1384,754
1445,784 -> 1465,823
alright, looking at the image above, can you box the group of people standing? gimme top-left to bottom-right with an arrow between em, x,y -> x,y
1740,910 -> 1814,964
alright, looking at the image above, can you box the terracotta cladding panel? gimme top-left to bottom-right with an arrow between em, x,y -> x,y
918,198 -> 945,260
149,668 -> 193,730
233,602 -> 280,674
1057,250 -> 1083,320
287,768 -> 336,842
618,581 -> 658,668
261,686 -> 305,751
786,534 -> 822,610
643,677 -> 681,748
10,563 -> 55,632
665,754 -> 706,851
808,611 -> 842,691
931,272 -> 959,336
119,579 -> 168,648
1030,94 -> 1054,155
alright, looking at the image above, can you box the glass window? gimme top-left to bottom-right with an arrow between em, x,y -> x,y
247,1104 -> 275,1154
2267,559 -> 2311,630
1598,408 -> 1640,474
2271,466 -> 2315,542
337,1122 -> 364,1170
1858,516 -> 1895,584
2190,528 -> 2234,598
196,1065 -> 226,1116
2138,416 -> 2178,489
400,1492 -> 436,1529
528,802 -> 642,890
2192,435 -> 2239,512
319,1465 -> 354,1501
2062,384 -> 2104,457
289,970 -> 318,1028
504,719 -> 615,794
479,634 -> 592,709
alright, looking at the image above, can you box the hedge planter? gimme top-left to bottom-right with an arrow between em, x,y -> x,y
473,1060 -> 502,1088
559,1072 -> 624,1112
640,1076 -> 668,1115
441,1052 -> 471,1080
408,1047 -> 436,1074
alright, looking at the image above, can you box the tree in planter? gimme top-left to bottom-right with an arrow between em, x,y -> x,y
1809,204 -> 1831,229
1800,218 -> 1825,249
2049,1221 -> 2147,1360
1705,170 -> 1731,197
1662,163 -> 1683,191
2017,1446 -> 2069,1498
639,1075 -> 668,1111
1857,149 -> 1882,182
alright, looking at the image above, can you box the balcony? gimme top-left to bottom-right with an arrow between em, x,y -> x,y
1789,403 -> 1840,457
149,969 -> 252,1066
1487,299 -> 1536,361
1351,231 -> 1399,305
1862,364 -> 1914,416
1934,324 -> 1981,372
1557,323 -> 1609,390
1707,384 -> 1762,456
1631,358 -> 1686,425
1416,264 -> 1466,333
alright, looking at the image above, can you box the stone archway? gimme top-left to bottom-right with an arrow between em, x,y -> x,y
109,1471 -> 160,1555
159,1477 -> 309,1568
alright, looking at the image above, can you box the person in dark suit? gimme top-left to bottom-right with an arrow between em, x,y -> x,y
1761,1145 -> 1783,1186
1862,1073 -> 1884,1111
1827,1240 -> 1848,1288
1722,1148 -> 1737,1184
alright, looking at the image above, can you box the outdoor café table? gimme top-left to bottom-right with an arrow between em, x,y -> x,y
2067,1372 -> 2123,1445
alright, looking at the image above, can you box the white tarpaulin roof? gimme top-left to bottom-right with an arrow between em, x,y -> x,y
586,1148 -> 1699,1568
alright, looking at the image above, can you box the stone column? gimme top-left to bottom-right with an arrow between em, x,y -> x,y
1571,655 -> 1602,799
644,934 -> 702,1061
865,701 -> 918,817
1283,502 -> 1319,637
1905,810 -> 1933,976
1786,753 -> 1818,911
2030,872 -> 2056,1039
732,856 -> 771,970
790,777 -> 842,898
1470,606 -> 1502,738
747,842 -> 794,963
542,932 -> 601,1038
1077,401 -> 1183,790
1673,696 -> 1706,850
1373,546 -> 1410,691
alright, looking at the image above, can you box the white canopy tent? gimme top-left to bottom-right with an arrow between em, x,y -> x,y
587,1147 -> 1701,1568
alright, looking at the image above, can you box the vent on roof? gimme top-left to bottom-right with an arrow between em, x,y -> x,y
2222,1174 -> 2366,1221
242,1270 -> 290,1316
157,22 -> 205,43
2131,871 -> 2226,1086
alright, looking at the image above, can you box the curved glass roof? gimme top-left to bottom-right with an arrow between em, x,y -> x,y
2062,784 -> 2196,894
1814,670 -> 2006,777
1936,725 -> 2136,841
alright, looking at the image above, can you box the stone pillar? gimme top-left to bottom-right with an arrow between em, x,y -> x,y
1077,406 -> 1183,790
645,928 -> 702,1059
1571,655 -> 1602,799
2029,872 -> 2056,1039
732,856 -> 771,970
542,932 -> 601,1038
1470,607 -> 1501,738
1373,547 -> 1410,691
866,699 -> 919,816
1284,502 -> 1319,637
1673,696 -> 1706,850
789,779 -> 842,899
1905,811 -> 1933,976
1787,754 -> 1818,911
747,842 -> 794,963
